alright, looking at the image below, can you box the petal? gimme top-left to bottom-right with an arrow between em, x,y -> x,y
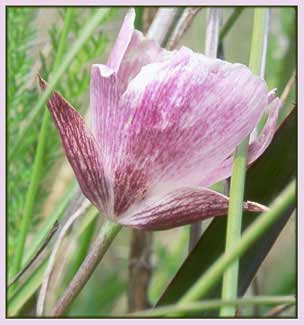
118,187 -> 267,230
116,30 -> 170,93
106,8 -> 136,72
39,76 -> 110,214
90,65 -> 119,166
106,8 -> 168,92
90,11 -> 168,153
110,47 -> 268,214
199,97 -> 281,187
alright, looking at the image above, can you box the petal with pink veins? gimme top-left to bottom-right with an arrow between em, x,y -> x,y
110,47 -> 268,215
118,187 -> 267,230
106,9 -> 136,72
199,97 -> 281,187
90,65 -> 119,165
39,76 -> 110,214
90,9 -> 168,154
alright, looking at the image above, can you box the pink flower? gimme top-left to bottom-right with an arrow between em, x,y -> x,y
39,9 -> 280,230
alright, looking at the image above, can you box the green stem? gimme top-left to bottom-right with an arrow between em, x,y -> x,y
178,180 -> 295,307
220,8 -> 268,317
129,295 -> 295,317
11,8 -> 74,280
51,219 -> 122,316
220,139 -> 249,316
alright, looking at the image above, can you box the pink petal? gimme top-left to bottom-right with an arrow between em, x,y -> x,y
109,47 -> 268,215
90,11 -> 168,151
199,97 -> 281,187
106,8 -> 168,92
90,65 -> 119,166
106,9 -> 136,72
39,77 -> 110,214
118,187 -> 267,230
116,30 -> 170,94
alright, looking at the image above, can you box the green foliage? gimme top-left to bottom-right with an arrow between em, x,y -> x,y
7,7 -> 40,265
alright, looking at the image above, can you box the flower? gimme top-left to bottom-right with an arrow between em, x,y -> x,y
39,9 -> 280,230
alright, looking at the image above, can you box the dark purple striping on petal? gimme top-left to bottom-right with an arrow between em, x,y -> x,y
113,162 -> 148,216
112,47 -> 269,193
39,76 -> 110,214
119,187 -> 267,230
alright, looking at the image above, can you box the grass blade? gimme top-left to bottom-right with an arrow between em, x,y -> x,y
220,8 -> 269,316
130,295 -> 295,317
10,8 -> 75,279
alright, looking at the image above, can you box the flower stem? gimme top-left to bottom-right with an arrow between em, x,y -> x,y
179,180 -> 295,306
51,219 -> 122,317
128,230 -> 153,312
220,8 -> 269,317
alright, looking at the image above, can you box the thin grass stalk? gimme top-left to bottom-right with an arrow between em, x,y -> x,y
10,8 -> 74,281
219,8 -> 269,317
189,8 -> 222,252
127,295 -> 295,317
178,180 -> 295,308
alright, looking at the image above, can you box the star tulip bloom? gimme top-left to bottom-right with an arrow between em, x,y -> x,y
40,9 -> 280,230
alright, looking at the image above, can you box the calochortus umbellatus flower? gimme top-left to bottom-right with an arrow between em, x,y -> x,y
40,9 -> 280,230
